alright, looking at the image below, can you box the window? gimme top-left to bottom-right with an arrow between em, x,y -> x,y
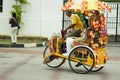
0,0 -> 3,12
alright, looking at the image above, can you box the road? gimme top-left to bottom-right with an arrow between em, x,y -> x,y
0,46 -> 120,80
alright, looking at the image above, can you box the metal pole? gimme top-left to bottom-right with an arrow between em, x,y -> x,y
62,0 -> 65,30
62,12 -> 65,30
115,4 -> 119,42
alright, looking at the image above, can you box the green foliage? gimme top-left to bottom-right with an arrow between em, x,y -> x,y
0,35 -> 48,44
12,5 -> 22,23
11,0 -> 30,24
15,0 -> 29,4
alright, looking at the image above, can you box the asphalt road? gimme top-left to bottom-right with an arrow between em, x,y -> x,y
0,46 -> 120,80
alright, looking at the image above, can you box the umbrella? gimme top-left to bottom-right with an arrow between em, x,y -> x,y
61,0 -> 111,12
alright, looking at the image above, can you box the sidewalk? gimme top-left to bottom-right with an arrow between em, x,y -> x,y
0,35 -> 48,48
106,42 -> 120,47
0,43 -> 44,48
0,42 -> 119,48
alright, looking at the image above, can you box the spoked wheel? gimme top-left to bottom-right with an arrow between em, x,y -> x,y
91,59 -> 106,72
68,45 -> 95,74
91,66 -> 104,72
91,54 -> 106,72
43,45 -> 66,68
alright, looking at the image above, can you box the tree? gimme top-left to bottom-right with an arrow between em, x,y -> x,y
11,0 -> 30,26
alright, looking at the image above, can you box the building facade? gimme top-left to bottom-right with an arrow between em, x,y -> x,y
0,0 -> 63,37
0,0 -> 120,41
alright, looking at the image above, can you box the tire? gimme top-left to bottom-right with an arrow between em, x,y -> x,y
43,45 -> 66,68
91,66 -> 104,72
68,45 -> 95,74
91,59 -> 106,72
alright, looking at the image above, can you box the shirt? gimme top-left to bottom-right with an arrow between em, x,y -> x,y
9,17 -> 18,27
70,14 -> 84,31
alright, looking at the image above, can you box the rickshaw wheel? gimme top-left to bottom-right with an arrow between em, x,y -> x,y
91,59 -> 106,72
43,45 -> 66,68
91,66 -> 104,72
68,45 -> 95,74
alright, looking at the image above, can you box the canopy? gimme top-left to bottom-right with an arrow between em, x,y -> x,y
61,0 -> 111,12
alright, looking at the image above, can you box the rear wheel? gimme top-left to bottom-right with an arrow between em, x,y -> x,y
91,66 -> 104,72
43,45 -> 65,68
91,59 -> 106,72
68,46 -> 95,74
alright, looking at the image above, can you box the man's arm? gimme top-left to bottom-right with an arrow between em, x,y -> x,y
9,18 -> 12,24
64,24 -> 76,32
61,24 -> 75,38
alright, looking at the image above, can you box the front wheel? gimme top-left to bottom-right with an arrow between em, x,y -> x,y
68,45 -> 95,74
43,45 -> 66,68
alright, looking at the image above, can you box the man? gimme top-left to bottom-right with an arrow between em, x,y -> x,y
9,12 -> 20,44
62,10 -> 87,67
62,10 -> 85,56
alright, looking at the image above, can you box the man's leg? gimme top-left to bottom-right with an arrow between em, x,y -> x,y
63,37 -> 74,56
14,27 -> 18,43
11,27 -> 15,43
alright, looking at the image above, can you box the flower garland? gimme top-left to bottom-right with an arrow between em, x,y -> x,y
96,0 -> 111,12
62,0 -> 111,64
87,11 -> 109,63
61,0 -> 111,12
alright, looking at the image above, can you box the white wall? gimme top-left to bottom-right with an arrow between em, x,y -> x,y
19,0 -> 41,36
0,0 -> 14,35
1,1 -> 119,38
18,0 -> 63,37
41,0 -> 63,38
0,0 -> 63,38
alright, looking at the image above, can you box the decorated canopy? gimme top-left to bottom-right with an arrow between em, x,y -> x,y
61,0 -> 111,12
61,0 -> 111,62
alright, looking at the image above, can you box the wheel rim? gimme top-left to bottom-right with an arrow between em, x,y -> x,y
68,46 -> 95,74
91,66 -> 104,72
43,45 -> 65,68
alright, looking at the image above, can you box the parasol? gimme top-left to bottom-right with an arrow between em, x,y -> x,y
61,0 -> 111,12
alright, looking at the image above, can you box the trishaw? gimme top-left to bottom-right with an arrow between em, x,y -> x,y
43,0 -> 111,74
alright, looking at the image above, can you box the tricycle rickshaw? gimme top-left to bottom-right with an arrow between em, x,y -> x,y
43,0 -> 111,74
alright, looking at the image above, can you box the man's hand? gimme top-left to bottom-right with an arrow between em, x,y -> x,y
61,30 -> 66,38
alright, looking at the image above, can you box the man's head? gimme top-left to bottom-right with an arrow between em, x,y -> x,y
12,12 -> 16,18
65,10 -> 72,17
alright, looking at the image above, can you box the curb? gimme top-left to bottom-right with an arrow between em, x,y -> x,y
0,42 -> 119,48
0,43 -> 43,48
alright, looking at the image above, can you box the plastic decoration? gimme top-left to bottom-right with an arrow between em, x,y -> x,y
62,0 -> 111,64
62,0 -> 111,12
